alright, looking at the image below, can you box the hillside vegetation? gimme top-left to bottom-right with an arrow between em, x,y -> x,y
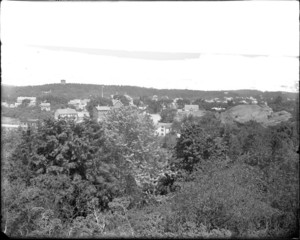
2,83 -> 298,102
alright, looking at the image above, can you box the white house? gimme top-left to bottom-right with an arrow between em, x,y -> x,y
40,102 -> 51,111
54,108 -> 78,121
112,99 -> 123,109
152,95 -> 159,101
212,107 -> 226,111
77,111 -> 90,122
16,97 -> 36,107
184,105 -> 199,111
1,102 -> 9,108
124,94 -> 134,106
156,123 -> 172,136
95,105 -> 111,121
148,114 -> 161,125
68,99 -> 90,110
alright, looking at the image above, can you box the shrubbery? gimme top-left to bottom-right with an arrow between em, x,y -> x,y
2,107 -> 298,238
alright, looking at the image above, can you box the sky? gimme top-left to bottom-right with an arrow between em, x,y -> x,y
1,1 -> 299,92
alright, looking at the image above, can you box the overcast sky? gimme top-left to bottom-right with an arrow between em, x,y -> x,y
1,1 -> 299,92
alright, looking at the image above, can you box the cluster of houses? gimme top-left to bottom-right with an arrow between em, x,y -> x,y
2,92 -> 264,137
54,98 -> 124,123
2,97 -> 51,111
204,96 -> 259,105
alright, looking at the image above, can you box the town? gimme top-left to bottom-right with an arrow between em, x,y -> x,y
1,80 -> 295,134
2,81 -> 298,238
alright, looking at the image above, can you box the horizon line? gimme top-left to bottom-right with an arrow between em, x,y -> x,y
2,83 -> 298,94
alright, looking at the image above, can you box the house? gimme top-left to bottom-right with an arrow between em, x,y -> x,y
112,99 -> 123,109
152,95 -> 158,101
54,108 -> 78,121
124,94 -> 134,106
21,119 -> 39,128
212,107 -> 226,111
68,99 -> 90,110
68,99 -> 82,110
77,111 -> 90,122
16,97 -> 36,107
1,102 -> 9,108
61,79 -> 66,84
248,97 -> 258,104
1,117 -> 24,130
184,105 -> 199,112
148,114 -> 161,125
224,97 -> 233,102
40,102 -> 51,111
95,105 -> 111,121
138,106 -> 147,111
42,90 -> 52,94
156,122 -> 172,136
239,100 -> 248,104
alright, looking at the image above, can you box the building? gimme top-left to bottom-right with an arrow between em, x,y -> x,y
42,90 -> 52,94
77,111 -> 90,122
16,97 -> 37,107
1,102 -> 9,108
54,108 -> 78,121
152,95 -> 158,101
68,99 -> 81,109
156,122 -> 172,136
148,114 -> 161,125
1,117 -> 24,130
224,97 -> 233,102
138,106 -> 147,111
124,94 -> 134,106
40,102 -> 51,111
61,79 -> 66,84
21,119 -> 39,128
68,99 -> 90,110
184,104 -> 199,112
95,105 -> 111,121
212,107 -> 226,111
112,99 -> 123,109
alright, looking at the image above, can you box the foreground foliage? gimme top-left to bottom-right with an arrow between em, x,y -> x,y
2,108 -> 299,238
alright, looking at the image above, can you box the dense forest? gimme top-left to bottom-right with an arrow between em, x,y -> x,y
2,83 -> 298,102
2,106 -> 299,238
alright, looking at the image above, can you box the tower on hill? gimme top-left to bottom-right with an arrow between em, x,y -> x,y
61,79 -> 66,85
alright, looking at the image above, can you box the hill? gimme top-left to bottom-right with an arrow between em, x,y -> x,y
1,83 -> 298,102
220,104 -> 292,127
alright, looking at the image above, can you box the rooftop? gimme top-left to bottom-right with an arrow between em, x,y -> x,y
55,108 -> 78,115
40,102 -> 50,106
96,105 -> 111,111
184,105 -> 199,111
157,122 -> 172,128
